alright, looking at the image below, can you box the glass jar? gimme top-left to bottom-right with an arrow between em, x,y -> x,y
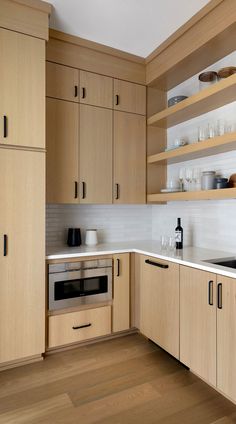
198,71 -> 218,90
201,171 -> 216,190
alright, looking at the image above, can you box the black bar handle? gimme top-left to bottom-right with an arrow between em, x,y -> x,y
217,283 -> 223,309
82,181 -> 86,199
74,85 -> 78,98
117,259 -> 120,277
3,116 -> 7,138
72,323 -> 91,330
208,280 -> 214,306
3,234 -> 7,256
115,183 -> 119,200
145,259 -> 169,269
115,94 -> 119,106
74,181 -> 78,199
82,87 -> 86,99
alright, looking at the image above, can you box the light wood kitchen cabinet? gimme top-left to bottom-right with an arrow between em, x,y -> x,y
80,71 -> 113,108
112,254 -> 130,332
113,111 -> 146,204
46,98 -> 79,204
46,62 -> 79,102
217,275 -> 236,402
48,306 -> 111,348
0,149 -> 45,364
114,79 -> 146,115
180,266 -> 217,386
140,255 -> 179,359
80,104 -> 113,204
0,28 -> 45,149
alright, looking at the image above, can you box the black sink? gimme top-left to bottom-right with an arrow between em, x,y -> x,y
204,257 -> 236,269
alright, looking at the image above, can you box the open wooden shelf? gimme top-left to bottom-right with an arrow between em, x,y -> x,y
147,132 -> 236,165
147,74 -> 236,128
147,187 -> 236,203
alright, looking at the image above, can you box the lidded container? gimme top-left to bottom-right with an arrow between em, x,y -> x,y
201,171 -> 216,190
198,71 -> 218,90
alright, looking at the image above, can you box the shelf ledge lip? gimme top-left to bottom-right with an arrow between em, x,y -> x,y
147,188 -> 236,203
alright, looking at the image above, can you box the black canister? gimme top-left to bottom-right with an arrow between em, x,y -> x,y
67,228 -> 81,247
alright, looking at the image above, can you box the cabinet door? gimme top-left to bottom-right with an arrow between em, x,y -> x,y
46,98 -> 79,204
217,275 -> 236,401
46,62 -> 79,102
112,254 -> 130,332
0,28 -> 45,149
80,105 -> 112,204
114,79 -> 146,115
140,255 -> 179,359
114,111 -> 146,204
0,149 -> 45,364
80,71 -> 113,108
180,266 -> 216,386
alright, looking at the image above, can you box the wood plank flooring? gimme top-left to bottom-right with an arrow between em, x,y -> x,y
0,334 -> 236,423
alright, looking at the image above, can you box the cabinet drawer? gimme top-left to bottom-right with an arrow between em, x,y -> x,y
48,306 -> 111,348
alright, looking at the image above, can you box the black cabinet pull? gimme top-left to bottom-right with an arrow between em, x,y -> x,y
74,85 -> 78,98
3,234 -> 7,256
72,323 -> 91,330
74,181 -> 78,199
115,183 -> 119,200
145,259 -> 169,269
82,181 -> 86,199
117,259 -> 120,277
217,283 -> 223,309
115,94 -> 119,106
3,116 -> 7,138
82,87 -> 86,99
208,280 -> 214,306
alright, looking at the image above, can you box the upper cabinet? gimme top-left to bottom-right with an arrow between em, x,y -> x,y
46,62 -> 79,102
80,71 -> 113,108
0,28 -> 45,149
79,105 -> 113,204
46,98 -> 79,204
114,79 -> 146,115
113,112 -> 146,204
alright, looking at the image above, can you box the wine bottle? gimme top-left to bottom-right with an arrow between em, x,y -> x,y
175,217 -> 183,249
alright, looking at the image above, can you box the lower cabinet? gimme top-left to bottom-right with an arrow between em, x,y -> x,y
48,306 -> 111,348
180,266 -> 217,386
0,149 -> 45,364
217,275 -> 236,402
112,253 -> 130,332
140,255 -> 180,359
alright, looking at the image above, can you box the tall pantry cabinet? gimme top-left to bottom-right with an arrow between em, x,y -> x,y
0,0 -> 51,367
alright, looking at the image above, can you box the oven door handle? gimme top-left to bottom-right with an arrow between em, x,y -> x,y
72,323 -> 92,330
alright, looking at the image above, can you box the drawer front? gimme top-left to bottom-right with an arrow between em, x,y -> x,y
48,306 -> 111,348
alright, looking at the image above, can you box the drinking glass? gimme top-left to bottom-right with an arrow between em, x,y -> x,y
160,235 -> 168,251
179,168 -> 185,191
198,126 -> 206,141
192,168 -> 200,191
185,168 -> 193,191
168,236 -> 176,252
208,123 -> 215,139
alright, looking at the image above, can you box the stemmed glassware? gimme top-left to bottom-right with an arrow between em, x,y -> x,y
179,168 -> 185,191
185,168 -> 193,191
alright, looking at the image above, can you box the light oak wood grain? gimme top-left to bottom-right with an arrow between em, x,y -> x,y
46,98 -> 79,204
114,79 -> 146,115
0,28 -> 45,149
48,306 -> 111,348
113,111 -> 146,204
79,104 -> 112,204
140,255 -> 180,359
80,70 -> 113,108
180,266 -> 217,386
0,149 -> 45,364
147,187 -> 236,203
46,62 -> 79,102
112,254 -> 130,332
217,275 -> 236,402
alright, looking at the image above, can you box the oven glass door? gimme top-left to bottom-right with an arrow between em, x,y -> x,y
54,275 -> 108,300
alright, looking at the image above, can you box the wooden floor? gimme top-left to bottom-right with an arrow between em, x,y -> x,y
0,334 -> 236,423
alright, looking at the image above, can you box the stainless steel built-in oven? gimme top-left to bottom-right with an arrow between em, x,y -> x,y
48,259 -> 112,311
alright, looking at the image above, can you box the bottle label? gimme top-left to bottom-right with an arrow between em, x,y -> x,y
175,231 -> 182,242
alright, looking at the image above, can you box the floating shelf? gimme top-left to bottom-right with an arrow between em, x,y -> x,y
147,188 -> 236,203
147,74 -> 236,128
147,132 -> 236,165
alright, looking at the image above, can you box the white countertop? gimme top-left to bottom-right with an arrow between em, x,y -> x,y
46,240 -> 236,279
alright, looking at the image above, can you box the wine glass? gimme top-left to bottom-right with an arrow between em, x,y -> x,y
185,168 -> 193,191
179,168 -> 185,191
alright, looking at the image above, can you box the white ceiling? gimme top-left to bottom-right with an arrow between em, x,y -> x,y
48,0 -> 210,57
